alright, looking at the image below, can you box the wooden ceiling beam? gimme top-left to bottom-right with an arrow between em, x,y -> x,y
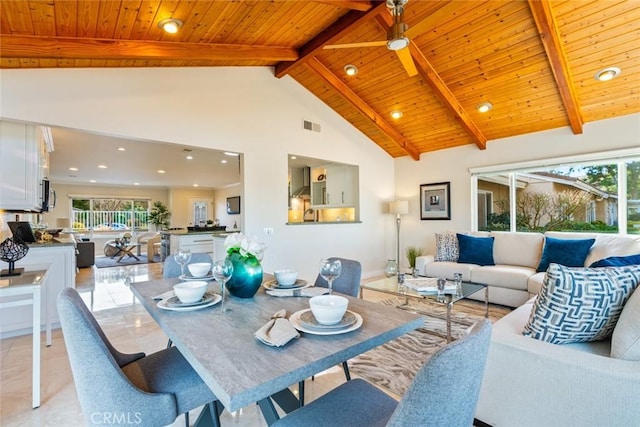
306,57 -> 421,160
376,12 -> 487,150
313,1 -> 373,12
0,35 -> 298,62
274,1 -> 388,78
528,0 -> 583,134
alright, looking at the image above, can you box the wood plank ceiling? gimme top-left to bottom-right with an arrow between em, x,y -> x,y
1,0 -> 639,160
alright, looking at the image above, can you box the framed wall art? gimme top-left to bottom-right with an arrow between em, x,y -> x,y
420,182 -> 451,220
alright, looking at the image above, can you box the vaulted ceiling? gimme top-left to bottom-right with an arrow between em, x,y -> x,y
1,1 -> 639,160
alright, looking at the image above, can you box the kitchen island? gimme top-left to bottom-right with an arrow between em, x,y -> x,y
160,229 -> 239,261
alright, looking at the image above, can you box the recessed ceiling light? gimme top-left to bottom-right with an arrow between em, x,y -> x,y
133,182 -> 140,186
68,167 -> 78,171
117,147 -> 125,151
193,184 -> 199,187
186,155 -> 193,160
158,18 -> 183,34
221,160 -> 228,164
344,64 -> 358,76
157,169 -> 166,174
595,66 -> 621,81
98,164 -> 107,169
476,102 -> 493,113
224,152 -> 239,157
390,110 -> 403,119
291,156 -> 297,160
90,179 -> 96,183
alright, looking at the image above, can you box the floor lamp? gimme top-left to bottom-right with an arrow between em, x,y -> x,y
389,200 -> 409,272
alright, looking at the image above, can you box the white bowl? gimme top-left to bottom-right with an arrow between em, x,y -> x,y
173,281 -> 208,304
188,262 -> 212,278
274,269 -> 298,286
309,295 -> 349,325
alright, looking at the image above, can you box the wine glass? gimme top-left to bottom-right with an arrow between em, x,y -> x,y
212,259 -> 233,314
319,258 -> 342,295
174,248 -> 191,277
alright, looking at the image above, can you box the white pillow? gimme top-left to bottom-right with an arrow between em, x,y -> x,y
612,288 -> 640,360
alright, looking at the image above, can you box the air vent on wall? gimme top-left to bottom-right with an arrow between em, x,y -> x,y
302,119 -> 321,133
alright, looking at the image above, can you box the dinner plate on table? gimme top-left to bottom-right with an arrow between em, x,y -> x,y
262,279 -> 310,291
158,293 -> 221,311
179,273 -> 215,282
290,309 -> 363,335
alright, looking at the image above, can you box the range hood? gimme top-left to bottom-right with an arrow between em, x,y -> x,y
292,167 -> 311,197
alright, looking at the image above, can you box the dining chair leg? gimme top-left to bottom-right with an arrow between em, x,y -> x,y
298,380 -> 305,407
342,361 -> 351,381
167,339 -> 173,348
184,412 -> 189,427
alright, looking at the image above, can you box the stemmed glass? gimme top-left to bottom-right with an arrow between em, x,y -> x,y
212,259 -> 233,314
174,248 -> 191,277
319,258 -> 342,295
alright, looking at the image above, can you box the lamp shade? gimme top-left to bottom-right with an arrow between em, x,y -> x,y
389,200 -> 409,216
56,218 -> 72,228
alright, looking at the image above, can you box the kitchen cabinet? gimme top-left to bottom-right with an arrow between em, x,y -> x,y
0,121 -> 49,211
170,233 -> 215,257
0,244 -> 76,338
311,163 -> 358,207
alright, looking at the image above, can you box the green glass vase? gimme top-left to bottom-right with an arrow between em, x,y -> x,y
225,252 -> 263,298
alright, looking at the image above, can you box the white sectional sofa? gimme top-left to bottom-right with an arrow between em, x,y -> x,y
415,230 -> 640,426
415,231 -> 640,307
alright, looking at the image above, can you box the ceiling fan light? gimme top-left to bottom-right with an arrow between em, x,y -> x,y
391,110 -> 403,119
344,64 -> 358,76
595,67 -> 621,81
387,37 -> 409,51
158,18 -> 183,34
477,102 -> 493,113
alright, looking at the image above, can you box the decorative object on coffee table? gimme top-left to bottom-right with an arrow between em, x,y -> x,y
406,246 -> 423,276
0,237 -> 29,277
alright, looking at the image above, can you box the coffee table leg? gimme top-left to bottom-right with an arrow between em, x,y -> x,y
446,302 -> 452,342
484,287 -> 489,318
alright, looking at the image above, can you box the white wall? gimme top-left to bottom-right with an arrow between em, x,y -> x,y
396,113 -> 640,269
0,67 -> 396,280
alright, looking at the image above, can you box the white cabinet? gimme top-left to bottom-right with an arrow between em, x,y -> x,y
170,233 -> 214,257
213,236 -> 227,261
311,163 -> 358,207
0,121 -> 48,211
0,244 -> 76,338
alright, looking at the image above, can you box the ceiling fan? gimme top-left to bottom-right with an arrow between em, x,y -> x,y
323,0 -> 417,77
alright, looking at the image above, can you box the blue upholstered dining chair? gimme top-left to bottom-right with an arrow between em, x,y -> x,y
57,288 -> 222,427
299,257 -> 362,405
163,252 -> 214,279
278,319 -> 492,426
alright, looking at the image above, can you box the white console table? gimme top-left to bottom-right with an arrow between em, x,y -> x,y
0,267 -> 50,408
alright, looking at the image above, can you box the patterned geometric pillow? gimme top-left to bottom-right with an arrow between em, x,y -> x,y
523,263 -> 640,344
434,233 -> 458,262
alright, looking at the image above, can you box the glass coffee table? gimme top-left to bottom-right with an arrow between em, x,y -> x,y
360,276 -> 488,342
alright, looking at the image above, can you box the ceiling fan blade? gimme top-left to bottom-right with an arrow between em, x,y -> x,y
395,45 -> 417,77
323,40 -> 388,49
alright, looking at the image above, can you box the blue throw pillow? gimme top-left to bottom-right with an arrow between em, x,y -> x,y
536,237 -> 595,272
456,234 -> 495,266
589,254 -> 640,268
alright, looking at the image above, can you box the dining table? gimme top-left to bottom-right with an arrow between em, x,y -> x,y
130,277 -> 424,426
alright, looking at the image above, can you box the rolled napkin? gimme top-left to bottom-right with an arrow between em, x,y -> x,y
266,287 -> 330,298
255,309 -> 300,347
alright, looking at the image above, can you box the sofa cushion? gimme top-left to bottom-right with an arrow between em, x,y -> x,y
536,236 -> 595,273
523,263 -> 640,344
590,253 -> 640,268
586,235 -> 640,267
471,265 -> 535,291
611,288 -> 640,360
491,231 -> 544,269
434,232 -> 459,262
527,272 -> 546,295
457,234 -> 495,266
424,261 -> 477,282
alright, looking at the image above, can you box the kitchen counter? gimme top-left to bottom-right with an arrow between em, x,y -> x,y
160,230 -> 240,236
27,240 -> 75,248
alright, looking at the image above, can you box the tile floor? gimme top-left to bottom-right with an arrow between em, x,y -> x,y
0,262 -> 391,426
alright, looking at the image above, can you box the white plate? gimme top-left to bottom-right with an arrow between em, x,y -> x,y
262,279 -> 310,291
179,273 -> 215,282
299,310 -> 358,330
158,294 -> 221,311
290,309 -> 363,335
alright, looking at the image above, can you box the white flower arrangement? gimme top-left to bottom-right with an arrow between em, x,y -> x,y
224,232 -> 267,261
